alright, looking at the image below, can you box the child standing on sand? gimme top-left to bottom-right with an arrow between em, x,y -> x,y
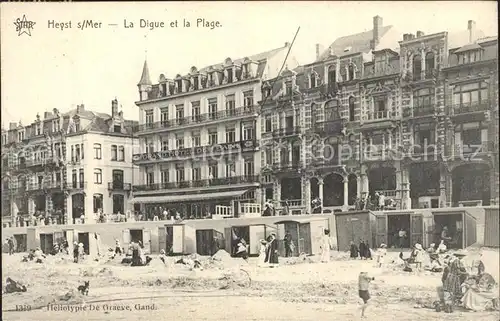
376,244 -> 387,268
358,272 -> 375,318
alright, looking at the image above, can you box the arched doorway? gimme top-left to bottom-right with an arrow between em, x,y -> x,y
72,194 -> 85,222
452,164 -> 490,206
310,177 -> 319,199
323,173 -> 344,206
368,167 -> 396,197
348,174 -> 357,205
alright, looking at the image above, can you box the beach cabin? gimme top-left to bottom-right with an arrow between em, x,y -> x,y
373,211 -> 426,248
225,223 -> 277,256
158,223 -> 196,255
122,227 -> 153,254
196,229 -> 225,256
13,233 -> 27,252
27,227 -> 103,256
484,207 -> 500,248
334,211 -> 377,252
431,209 -> 477,249
274,217 -> 330,256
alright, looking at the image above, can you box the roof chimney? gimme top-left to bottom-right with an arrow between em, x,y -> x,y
112,98 -> 119,116
315,43 -> 324,60
76,104 -> 85,113
9,122 -> 17,130
416,31 -> 425,38
43,112 -> 53,119
372,15 -> 383,49
468,20 -> 476,43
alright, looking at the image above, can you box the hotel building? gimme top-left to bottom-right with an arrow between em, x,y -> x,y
259,16 -> 498,215
1,100 -> 139,227
130,43 -> 299,218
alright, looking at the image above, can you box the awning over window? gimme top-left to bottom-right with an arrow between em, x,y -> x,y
128,190 -> 248,204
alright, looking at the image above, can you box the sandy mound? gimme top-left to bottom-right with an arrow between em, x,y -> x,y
79,266 -> 114,277
212,250 -> 231,261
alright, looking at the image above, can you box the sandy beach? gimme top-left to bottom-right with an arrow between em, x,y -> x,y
2,249 -> 499,321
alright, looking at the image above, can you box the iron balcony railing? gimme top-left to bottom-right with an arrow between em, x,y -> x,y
27,181 -> 64,191
314,119 -> 346,134
363,110 -> 395,121
132,175 -> 259,192
64,181 -> 87,189
412,69 -> 437,81
107,182 -> 132,191
279,199 -> 303,207
133,105 -> 258,133
133,139 -> 257,163
451,141 -> 494,156
273,160 -> 303,170
25,157 -> 57,167
363,65 -> 399,79
452,100 -> 490,115
272,126 -> 301,136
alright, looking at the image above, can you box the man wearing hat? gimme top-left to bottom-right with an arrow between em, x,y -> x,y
442,250 -> 468,312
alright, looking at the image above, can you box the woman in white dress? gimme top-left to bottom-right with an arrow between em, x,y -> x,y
320,229 -> 332,263
257,239 -> 267,267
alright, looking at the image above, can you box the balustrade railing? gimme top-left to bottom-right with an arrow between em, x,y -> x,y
133,105 -> 258,133
132,175 -> 259,192
452,100 -> 490,115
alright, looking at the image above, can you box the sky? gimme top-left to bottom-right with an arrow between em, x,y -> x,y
1,1 -> 497,127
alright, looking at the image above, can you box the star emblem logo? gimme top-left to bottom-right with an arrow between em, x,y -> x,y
13,15 -> 36,36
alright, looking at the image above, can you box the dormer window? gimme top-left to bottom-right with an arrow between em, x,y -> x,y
348,64 -> 355,81
52,119 -> 60,132
458,50 -> 482,64
207,73 -> 214,86
285,81 -> 292,95
327,66 -> 337,85
1,134 -> 6,146
193,76 -> 199,90
310,72 -> 317,88
18,131 -> 24,141
176,79 -> 183,92
227,68 -> 233,83
114,125 -> 121,133
36,124 -> 42,136
161,83 -> 167,96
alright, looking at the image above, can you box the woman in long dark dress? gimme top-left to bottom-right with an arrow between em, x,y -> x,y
265,234 -> 279,266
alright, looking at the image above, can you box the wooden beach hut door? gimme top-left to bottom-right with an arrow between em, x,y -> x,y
64,229 -> 74,254
299,223 -> 312,255
249,225 -> 266,255
158,227 -> 167,253
122,229 -> 131,250
375,216 -> 387,247
464,212 -> 477,248
225,228 -> 233,255
410,215 -> 423,246
142,229 -> 151,254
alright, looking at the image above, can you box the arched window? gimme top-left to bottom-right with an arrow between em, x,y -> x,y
413,55 -> 422,80
94,168 -> 102,184
93,193 -> 103,213
425,52 -> 435,73
348,64 -> 355,81
328,66 -> 337,84
93,143 -> 102,159
113,194 -> 125,214
348,96 -> 355,122
324,99 -> 340,121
